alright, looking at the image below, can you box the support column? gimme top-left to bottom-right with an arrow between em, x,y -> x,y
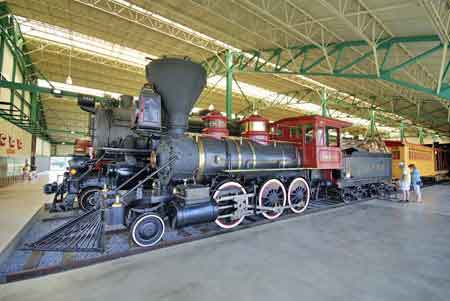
30,91 -> 38,131
368,109 -> 376,138
10,53 -> 16,115
448,105 -> 450,123
0,32 -> 4,77
399,121 -> 405,142
225,50 -> 233,120
418,127 -> 425,144
320,88 -> 328,117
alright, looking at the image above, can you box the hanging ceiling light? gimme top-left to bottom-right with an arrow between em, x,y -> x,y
65,74 -> 72,85
66,25 -> 73,85
65,46 -> 73,85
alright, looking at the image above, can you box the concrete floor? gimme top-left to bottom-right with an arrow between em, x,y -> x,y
0,176 -> 48,252
0,180 -> 449,301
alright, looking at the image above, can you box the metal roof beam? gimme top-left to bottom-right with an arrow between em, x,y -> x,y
421,0 -> 450,93
210,36 -> 450,102
317,0 -> 444,107
24,37 -> 144,74
73,0 -> 224,54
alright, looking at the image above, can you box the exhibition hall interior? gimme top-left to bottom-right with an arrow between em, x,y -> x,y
0,1 -> 449,300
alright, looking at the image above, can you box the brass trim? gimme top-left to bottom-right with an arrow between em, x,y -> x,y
196,136 -> 205,181
232,140 -> 242,169
247,140 -> 257,168
149,151 -> 157,169
223,167 -> 319,173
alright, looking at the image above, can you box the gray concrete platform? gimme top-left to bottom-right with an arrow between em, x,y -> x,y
0,183 -> 449,301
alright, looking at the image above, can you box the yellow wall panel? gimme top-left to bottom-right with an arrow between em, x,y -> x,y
0,87 -> 11,105
13,93 -> 21,110
2,45 -> 14,80
14,66 -> 23,83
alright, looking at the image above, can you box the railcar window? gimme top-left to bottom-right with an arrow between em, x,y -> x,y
297,126 -> 302,137
391,150 -> 400,160
289,127 -> 296,138
304,125 -> 314,144
317,127 -> 325,145
277,128 -> 283,137
326,127 -> 338,147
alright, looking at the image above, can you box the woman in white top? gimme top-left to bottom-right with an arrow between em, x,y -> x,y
399,162 -> 411,202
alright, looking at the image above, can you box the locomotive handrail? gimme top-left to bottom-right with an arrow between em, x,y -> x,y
78,153 -> 106,181
186,132 -> 302,146
113,164 -> 150,193
119,155 -> 178,201
222,167 -> 319,173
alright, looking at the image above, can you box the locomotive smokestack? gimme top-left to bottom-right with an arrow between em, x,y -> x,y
146,58 -> 207,137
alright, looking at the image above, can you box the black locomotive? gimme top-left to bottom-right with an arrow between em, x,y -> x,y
78,57 -> 391,247
43,57 -> 394,248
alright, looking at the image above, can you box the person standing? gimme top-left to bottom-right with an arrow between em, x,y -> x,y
22,160 -> 31,181
409,164 -> 422,202
399,162 -> 411,202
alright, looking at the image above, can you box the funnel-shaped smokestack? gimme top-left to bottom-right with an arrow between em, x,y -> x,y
146,58 -> 207,137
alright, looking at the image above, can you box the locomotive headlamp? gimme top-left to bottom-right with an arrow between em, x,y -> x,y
345,171 -> 351,179
70,168 -> 78,176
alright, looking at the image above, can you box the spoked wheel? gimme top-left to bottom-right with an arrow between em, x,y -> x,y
213,181 -> 248,229
287,177 -> 310,214
259,179 -> 286,220
130,213 -> 165,247
369,184 -> 379,198
78,188 -> 101,211
342,189 -> 354,204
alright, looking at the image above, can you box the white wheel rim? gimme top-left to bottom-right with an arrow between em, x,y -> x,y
259,179 -> 286,220
131,214 -> 165,247
288,177 -> 310,214
213,181 -> 247,229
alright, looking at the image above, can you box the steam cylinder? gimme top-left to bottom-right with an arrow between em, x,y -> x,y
170,201 -> 218,228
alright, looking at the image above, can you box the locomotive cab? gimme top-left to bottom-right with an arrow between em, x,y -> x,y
271,115 -> 351,169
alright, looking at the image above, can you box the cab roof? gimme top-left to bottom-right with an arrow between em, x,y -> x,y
272,115 -> 352,129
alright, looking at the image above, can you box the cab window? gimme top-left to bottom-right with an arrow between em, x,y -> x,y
277,128 -> 283,137
316,127 -> 325,145
326,127 -> 338,147
304,125 -> 314,144
289,127 -> 296,138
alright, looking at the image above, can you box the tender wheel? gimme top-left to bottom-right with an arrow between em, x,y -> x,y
259,179 -> 286,220
131,214 -> 165,247
287,177 -> 310,214
213,181 -> 248,229
78,188 -> 101,211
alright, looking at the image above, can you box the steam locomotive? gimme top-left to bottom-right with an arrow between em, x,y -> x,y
44,94 -> 153,211
80,57 -> 391,247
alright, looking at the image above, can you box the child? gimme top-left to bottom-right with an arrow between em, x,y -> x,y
409,164 -> 422,202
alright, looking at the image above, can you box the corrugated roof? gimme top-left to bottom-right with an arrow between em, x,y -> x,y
8,0 -> 450,143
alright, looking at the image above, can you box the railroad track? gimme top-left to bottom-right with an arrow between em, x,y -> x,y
0,194 -> 398,284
